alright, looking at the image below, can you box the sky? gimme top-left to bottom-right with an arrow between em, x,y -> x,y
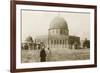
21,10 -> 90,41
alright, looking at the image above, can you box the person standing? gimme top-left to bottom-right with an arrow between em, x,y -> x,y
40,48 -> 46,62
46,47 -> 51,61
40,42 -> 46,62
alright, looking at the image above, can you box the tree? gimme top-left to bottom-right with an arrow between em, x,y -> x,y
24,43 -> 28,50
83,38 -> 90,48
68,38 -> 74,49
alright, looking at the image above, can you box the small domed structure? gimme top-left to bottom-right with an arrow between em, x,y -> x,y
25,36 -> 33,43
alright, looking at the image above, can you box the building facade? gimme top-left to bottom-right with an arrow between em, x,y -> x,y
48,16 -> 69,49
22,16 -> 81,50
35,16 -> 80,49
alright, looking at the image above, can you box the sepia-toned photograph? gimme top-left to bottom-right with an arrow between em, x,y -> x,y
21,10 -> 90,63
11,1 -> 97,72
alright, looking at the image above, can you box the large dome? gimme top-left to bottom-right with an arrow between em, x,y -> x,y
49,16 -> 68,30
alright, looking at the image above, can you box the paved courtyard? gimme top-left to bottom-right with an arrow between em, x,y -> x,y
21,48 -> 90,63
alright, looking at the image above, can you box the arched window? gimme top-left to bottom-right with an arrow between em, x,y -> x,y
54,40 -> 56,44
63,40 -> 64,44
51,40 -> 53,44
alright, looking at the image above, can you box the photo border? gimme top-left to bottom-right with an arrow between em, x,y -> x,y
10,1 -> 97,72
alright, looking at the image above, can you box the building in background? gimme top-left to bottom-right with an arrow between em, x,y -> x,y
33,16 -> 80,49
21,16 -> 91,50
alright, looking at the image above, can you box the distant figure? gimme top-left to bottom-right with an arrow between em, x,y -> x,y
40,48 -> 46,62
45,47 -> 51,61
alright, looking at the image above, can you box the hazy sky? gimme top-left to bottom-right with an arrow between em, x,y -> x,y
22,10 -> 90,41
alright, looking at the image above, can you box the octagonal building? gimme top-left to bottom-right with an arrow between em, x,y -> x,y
34,16 -> 80,50
48,16 -> 69,49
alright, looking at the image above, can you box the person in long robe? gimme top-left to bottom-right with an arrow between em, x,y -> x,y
40,48 -> 46,62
